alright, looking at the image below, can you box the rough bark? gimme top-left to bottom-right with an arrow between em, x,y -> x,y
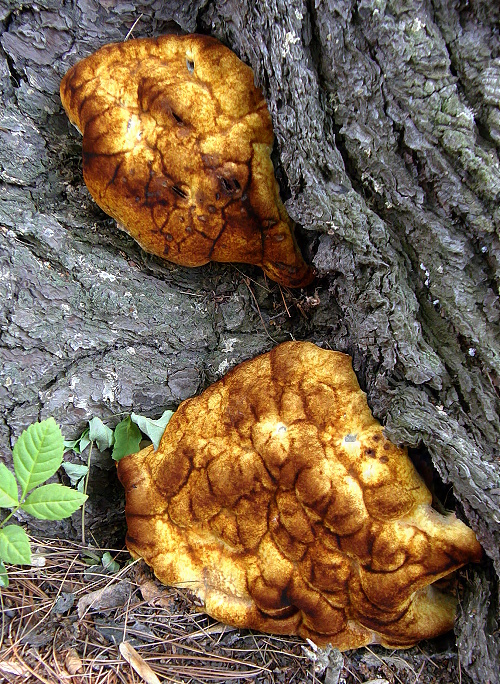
0,0 -> 498,681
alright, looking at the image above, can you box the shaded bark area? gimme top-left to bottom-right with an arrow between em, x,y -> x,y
0,0 -> 498,681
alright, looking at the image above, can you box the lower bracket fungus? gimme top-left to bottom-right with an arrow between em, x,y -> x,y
60,34 -> 313,288
117,341 -> 482,650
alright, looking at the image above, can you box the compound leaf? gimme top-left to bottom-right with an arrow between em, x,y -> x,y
21,484 -> 87,520
0,463 -> 19,508
13,418 -> 64,495
0,525 -> 31,565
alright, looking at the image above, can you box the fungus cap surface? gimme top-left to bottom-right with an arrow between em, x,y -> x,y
117,341 -> 482,650
60,34 -> 313,288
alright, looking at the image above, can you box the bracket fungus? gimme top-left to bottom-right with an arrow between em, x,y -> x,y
117,341 -> 482,650
60,35 -> 313,288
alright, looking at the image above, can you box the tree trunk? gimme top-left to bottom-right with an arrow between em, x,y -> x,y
1,0 -> 498,680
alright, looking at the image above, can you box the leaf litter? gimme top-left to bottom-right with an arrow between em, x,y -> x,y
0,535 -> 474,684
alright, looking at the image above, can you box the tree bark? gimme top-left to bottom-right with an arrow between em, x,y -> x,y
0,0 -> 498,680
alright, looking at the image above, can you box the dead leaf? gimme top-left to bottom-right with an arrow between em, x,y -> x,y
119,641 -> 161,684
0,658 -> 30,677
77,579 -> 132,618
65,648 -> 84,675
138,578 -> 177,610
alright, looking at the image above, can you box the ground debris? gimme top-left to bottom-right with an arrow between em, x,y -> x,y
0,537 -> 474,684
77,578 -> 132,617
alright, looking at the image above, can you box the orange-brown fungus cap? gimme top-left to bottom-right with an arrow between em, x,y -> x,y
117,342 -> 482,650
60,35 -> 313,288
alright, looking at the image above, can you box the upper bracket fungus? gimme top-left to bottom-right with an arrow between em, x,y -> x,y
60,34 -> 313,288
117,341 -> 482,650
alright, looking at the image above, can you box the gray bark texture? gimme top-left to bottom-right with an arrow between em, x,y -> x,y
0,0 -> 499,680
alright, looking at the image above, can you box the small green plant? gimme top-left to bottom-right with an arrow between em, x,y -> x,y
65,411 -> 173,462
101,550 -> 120,573
0,417 -> 88,587
63,410 -> 173,545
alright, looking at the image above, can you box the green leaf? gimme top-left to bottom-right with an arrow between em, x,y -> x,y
131,410 -> 173,450
111,417 -> 142,462
20,484 -> 87,520
79,431 -> 91,453
82,551 -> 101,566
0,463 -> 19,508
0,560 -> 9,587
88,417 -> 114,451
0,525 -> 31,565
61,462 -> 89,488
64,429 -> 90,454
65,428 -> 90,454
13,418 -> 64,495
64,437 -> 81,451
101,551 -> 120,573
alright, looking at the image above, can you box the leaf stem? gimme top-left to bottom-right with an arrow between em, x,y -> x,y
0,493 -> 28,530
81,440 -> 93,545
0,506 -> 18,529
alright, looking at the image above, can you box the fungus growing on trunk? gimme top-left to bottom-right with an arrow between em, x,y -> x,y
117,341 -> 482,650
60,34 -> 313,288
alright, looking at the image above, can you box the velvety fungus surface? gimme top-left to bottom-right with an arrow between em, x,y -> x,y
60,34 -> 313,287
117,342 -> 482,650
